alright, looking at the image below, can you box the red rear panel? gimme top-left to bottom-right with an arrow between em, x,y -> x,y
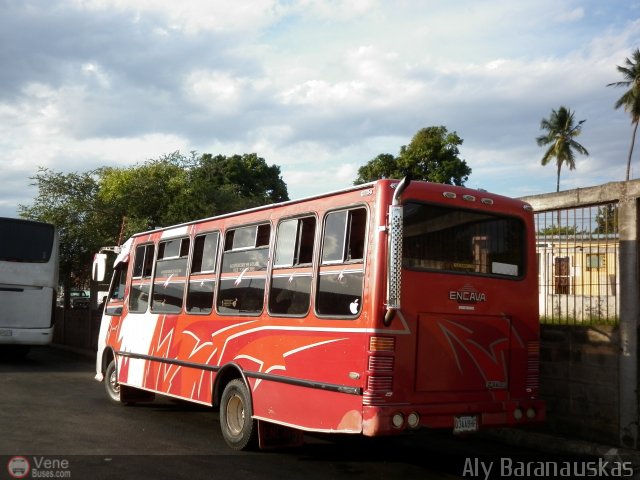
416,313 -> 511,393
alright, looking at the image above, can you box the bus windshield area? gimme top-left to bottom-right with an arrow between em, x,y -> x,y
0,218 -> 55,263
402,201 -> 525,278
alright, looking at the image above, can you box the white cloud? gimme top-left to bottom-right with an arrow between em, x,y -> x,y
556,7 -> 585,23
69,0 -> 284,33
1,0 -> 639,218
81,63 -> 111,88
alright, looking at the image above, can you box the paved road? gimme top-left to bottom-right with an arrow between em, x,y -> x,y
0,346 -> 553,480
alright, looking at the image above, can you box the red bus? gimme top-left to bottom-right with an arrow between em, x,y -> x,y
92,178 -> 544,450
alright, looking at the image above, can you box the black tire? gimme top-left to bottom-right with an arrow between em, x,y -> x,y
104,359 -> 121,404
219,379 -> 257,450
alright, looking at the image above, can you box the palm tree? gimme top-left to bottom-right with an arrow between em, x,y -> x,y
607,48 -> 640,181
536,106 -> 589,192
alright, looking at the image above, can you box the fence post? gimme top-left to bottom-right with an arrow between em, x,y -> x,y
617,194 -> 639,448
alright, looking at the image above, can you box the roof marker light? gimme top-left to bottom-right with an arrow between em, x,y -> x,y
481,198 -> 494,205
462,194 -> 476,202
443,192 -> 456,199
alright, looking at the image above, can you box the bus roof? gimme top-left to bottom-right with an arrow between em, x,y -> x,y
128,178 -> 531,240
129,180 -> 381,239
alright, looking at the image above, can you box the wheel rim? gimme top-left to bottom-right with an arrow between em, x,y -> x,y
226,393 -> 245,436
109,368 -> 120,397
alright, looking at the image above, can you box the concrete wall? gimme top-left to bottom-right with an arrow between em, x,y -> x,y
539,325 -> 620,445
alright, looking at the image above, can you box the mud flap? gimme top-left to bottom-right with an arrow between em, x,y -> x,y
257,420 -> 304,449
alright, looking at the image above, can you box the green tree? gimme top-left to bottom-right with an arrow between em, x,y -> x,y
98,151 -> 289,236
352,154 -> 398,184
354,126 -> 471,185
594,204 -> 619,234
18,168 -> 116,293
98,152 -> 190,234
19,151 -> 289,292
187,153 -> 289,218
536,106 -> 589,192
537,225 -> 582,236
607,48 -> 640,181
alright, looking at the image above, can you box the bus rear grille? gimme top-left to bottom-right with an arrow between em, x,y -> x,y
526,341 -> 540,392
367,376 -> 393,391
368,356 -> 394,372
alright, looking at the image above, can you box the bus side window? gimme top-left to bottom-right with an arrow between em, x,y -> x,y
151,237 -> 190,314
217,223 -> 270,315
187,232 -> 219,314
130,244 -> 154,313
269,216 -> 315,316
317,207 -> 367,318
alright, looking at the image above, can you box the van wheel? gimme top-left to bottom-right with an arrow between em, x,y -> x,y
220,379 -> 257,450
105,359 -> 121,403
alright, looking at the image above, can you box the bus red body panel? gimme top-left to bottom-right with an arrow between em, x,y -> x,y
94,179 -> 544,445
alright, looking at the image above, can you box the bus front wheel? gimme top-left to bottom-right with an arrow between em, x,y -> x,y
104,359 -> 121,403
220,379 -> 257,450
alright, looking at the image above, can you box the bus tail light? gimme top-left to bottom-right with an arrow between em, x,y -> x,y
392,413 -> 404,428
407,412 -> 420,428
526,341 -> 540,396
369,336 -> 395,352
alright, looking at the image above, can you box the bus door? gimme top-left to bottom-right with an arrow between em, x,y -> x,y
101,260 -> 127,343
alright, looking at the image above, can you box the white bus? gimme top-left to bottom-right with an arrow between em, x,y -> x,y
0,218 -> 59,354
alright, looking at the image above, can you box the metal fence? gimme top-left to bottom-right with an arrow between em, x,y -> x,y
535,202 -> 619,325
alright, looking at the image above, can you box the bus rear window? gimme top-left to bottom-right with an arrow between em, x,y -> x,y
403,202 -> 525,278
0,218 -> 54,262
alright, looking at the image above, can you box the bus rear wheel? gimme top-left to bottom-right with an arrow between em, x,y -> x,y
105,359 -> 121,403
220,379 -> 257,450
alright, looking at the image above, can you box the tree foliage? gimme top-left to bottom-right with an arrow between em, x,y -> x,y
607,48 -> 640,181
354,126 -> 471,185
537,225 -> 583,236
594,204 -> 619,234
536,106 -> 589,192
19,152 -> 289,289
18,168 -> 115,295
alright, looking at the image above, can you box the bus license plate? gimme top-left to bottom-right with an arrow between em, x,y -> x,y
0,329 -> 12,336
453,415 -> 478,434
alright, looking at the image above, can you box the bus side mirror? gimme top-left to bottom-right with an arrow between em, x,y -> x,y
92,253 -> 107,282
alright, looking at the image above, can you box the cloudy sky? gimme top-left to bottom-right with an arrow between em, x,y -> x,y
1,0 -> 639,218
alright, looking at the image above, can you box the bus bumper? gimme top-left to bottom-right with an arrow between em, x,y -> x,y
0,326 -> 54,346
362,399 -> 546,436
